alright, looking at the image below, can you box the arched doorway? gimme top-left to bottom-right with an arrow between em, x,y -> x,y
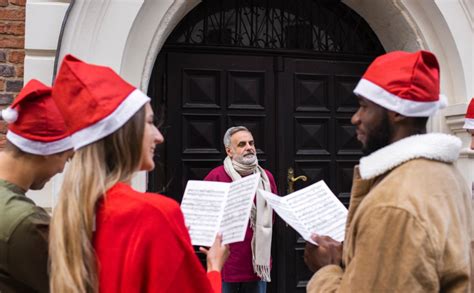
148,0 -> 384,291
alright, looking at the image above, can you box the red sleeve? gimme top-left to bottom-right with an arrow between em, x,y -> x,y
155,199 -> 218,293
206,271 -> 222,293
96,195 -> 218,293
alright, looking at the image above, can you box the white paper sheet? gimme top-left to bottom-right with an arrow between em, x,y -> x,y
259,180 -> 347,243
220,174 -> 260,244
181,180 -> 228,246
181,174 -> 260,246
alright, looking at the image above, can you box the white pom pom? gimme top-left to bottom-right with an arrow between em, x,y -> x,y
438,94 -> 448,109
1,107 -> 18,123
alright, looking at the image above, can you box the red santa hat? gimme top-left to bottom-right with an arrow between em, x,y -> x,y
0,79 -> 72,155
353,50 -> 447,117
52,54 -> 150,150
463,98 -> 474,129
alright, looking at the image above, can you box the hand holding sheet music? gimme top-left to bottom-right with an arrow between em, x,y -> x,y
258,180 -> 347,244
181,173 -> 260,246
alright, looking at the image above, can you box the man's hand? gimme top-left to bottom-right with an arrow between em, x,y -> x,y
304,234 -> 343,273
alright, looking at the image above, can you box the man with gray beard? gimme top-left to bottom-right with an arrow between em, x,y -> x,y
204,126 -> 278,293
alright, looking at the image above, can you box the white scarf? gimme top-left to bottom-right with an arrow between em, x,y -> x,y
224,156 -> 273,281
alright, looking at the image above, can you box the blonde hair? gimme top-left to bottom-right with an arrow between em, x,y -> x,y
49,107 -> 145,293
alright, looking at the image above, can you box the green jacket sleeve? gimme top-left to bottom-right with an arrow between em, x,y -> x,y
7,209 -> 50,293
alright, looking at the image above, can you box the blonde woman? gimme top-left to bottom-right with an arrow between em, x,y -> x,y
49,55 -> 229,293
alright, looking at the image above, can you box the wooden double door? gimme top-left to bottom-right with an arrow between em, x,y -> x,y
148,49 -> 368,292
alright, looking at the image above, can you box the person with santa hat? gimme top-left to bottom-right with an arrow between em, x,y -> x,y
463,97 -> 474,290
0,79 -> 74,292
49,54 -> 229,293
464,98 -> 474,150
304,50 -> 473,292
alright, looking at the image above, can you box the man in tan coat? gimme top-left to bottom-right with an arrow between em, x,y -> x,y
304,50 -> 473,292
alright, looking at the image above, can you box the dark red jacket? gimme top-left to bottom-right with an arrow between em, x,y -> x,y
204,166 -> 278,282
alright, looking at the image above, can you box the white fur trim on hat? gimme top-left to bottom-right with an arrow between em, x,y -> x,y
71,89 -> 150,150
1,107 -> 18,123
6,130 -> 73,155
354,79 -> 444,117
359,133 -> 461,180
463,118 -> 474,129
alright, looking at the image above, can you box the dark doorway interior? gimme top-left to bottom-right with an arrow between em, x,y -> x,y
148,1 -> 384,292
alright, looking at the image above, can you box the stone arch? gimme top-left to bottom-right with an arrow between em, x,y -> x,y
119,0 -> 466,107
120,0 -> 201,89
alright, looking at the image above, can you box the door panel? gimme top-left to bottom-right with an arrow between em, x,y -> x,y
165,52 -> 276,203
276,58 -> 366,292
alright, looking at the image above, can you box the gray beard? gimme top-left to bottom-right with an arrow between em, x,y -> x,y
232,153 -> 258,176
234,153 -> 257,165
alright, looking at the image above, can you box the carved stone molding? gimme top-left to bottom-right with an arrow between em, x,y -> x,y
460,0 -> 474,30
445,103 -> 468,134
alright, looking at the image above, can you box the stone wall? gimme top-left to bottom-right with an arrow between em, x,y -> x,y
0,0 -> 25,147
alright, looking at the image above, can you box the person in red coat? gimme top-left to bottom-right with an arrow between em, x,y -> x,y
205,126 -> 278,293
463,97 -> 474,291
49,54 -> 229,293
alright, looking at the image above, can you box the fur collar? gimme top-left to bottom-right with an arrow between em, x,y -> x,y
359,133 -> 461,180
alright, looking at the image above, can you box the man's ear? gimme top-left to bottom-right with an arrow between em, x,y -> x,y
387,110 -> 407,124
225,147 -> 232,157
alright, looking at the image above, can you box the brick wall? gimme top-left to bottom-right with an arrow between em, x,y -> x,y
0,0 -> 25,147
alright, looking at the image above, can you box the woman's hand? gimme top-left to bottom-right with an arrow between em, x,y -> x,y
199,233 -> 230,272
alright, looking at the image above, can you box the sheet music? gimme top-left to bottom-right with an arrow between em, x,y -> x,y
181,174 -> 260,246
220,174 -> 260,244
286,181 -> 347,241
258,189 -> 315,244
181,180 -> 229,246
260,180 -> 347,243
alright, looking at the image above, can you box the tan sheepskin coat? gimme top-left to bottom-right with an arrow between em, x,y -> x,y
308,133 -> 473,292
